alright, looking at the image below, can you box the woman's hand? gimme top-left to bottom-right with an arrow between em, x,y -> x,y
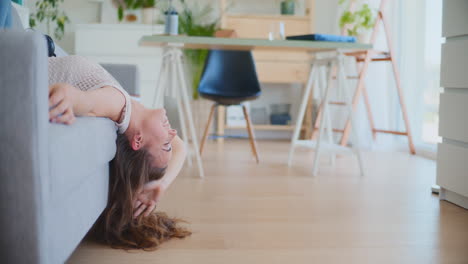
133,180 -> 167,218
48,83 -> 80,125
132,136 -> 186,219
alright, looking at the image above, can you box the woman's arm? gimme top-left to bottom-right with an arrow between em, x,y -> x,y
160,135 -> 187,190
133,136 -> 187,218
48,83 -> 125,124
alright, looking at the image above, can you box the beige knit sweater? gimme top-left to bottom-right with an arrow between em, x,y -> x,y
48,55 -> 131,134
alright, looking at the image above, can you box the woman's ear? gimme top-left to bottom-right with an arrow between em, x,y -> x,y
131,133 -> 143,151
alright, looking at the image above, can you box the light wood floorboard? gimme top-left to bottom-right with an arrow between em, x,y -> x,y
68,140 -> 468,264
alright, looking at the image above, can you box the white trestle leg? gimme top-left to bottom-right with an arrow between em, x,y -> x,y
174,50 -> 205,178
288,52 -> 364,177
152,52 -> 169,108
311,60 -> 335,176
288,63 -> 318,166
154,46 -> 205,178
337,54 -> 364,176
172,58 -> 192,167
319,66 -> 336,166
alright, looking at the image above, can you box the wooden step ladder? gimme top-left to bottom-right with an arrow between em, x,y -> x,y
307,0 -> 416,154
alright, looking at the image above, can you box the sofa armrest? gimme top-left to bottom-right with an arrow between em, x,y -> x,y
0,31 -> 49,264
101,63 -> 140,97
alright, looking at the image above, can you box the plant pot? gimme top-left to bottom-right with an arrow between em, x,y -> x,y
124,9 -> 140,23
358,31 -> 372,44
142,8 -> 156,24
281,1 -> 295,15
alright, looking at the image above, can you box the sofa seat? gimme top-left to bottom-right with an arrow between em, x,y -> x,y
48,117 -> 117,199
46,117 -> 117,263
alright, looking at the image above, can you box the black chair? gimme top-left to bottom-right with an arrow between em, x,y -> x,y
198,49 -> 261,163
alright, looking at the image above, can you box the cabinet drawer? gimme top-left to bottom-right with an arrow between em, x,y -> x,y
442,0 -> 468,38
440,40 -> 468,88
253,50 -> 312,63
436,142 -> 468,198
256,61 -> 310,84
439,92 -> 468,142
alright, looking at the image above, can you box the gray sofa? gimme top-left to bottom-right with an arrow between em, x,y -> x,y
0,8 -> 140,264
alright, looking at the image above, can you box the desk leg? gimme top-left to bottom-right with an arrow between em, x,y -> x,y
153,55 -> 168,108
338,54 -> 364,176
217,106 -> 225,143
312,61 -> 334,176
174,52 -> 205,178
170,56 -> 192,168
288,63 -> 317,166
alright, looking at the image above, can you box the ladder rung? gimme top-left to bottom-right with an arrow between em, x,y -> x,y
374,129 -> 408,136
356,57 -> 392,62
344,50 -> 389,57
329,101 -> 346,106
332,76 -> 359,80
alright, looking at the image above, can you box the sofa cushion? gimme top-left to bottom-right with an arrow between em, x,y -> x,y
48,117 -> 117,199
48,164 -> 110,264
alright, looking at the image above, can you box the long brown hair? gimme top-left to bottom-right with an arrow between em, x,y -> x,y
90,133 -> 191,250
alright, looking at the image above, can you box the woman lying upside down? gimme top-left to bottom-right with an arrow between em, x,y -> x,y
48,55 -> 191,249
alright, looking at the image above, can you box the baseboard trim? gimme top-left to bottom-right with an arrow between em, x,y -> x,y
440,188 -> 468,210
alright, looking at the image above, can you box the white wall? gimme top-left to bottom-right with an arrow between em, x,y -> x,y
26,0 -> 118,53
26,0 -> 339,54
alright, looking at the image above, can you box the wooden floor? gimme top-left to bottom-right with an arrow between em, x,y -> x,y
68,140 -> 468,264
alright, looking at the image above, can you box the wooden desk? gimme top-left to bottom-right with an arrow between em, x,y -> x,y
140,35 -> 371,140
140,35 -> 370,52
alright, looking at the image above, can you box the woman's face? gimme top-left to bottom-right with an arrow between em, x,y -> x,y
142,108 -> 177,168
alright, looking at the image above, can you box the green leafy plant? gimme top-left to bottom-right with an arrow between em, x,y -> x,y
339,0 -> 375,37
113,0 -> 158,21
29,0 -> 70,40
142,0 -> 156,8
177,0 -> 220,99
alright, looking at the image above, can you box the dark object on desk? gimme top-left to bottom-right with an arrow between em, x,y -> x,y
198,49 -> 261,163
286,34 -> 356,43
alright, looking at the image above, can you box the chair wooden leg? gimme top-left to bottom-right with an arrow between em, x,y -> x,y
200,104 -> 217,155
216,106 -> 225,143
242,105 -> 259,164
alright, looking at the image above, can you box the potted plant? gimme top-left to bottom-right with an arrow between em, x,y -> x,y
339,0 -> 375,43
29,0 -> 70,40
113,0 -> 143,23
177,0 -> 220,99
280,0 -> 296,15
141,0 -> 157,24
